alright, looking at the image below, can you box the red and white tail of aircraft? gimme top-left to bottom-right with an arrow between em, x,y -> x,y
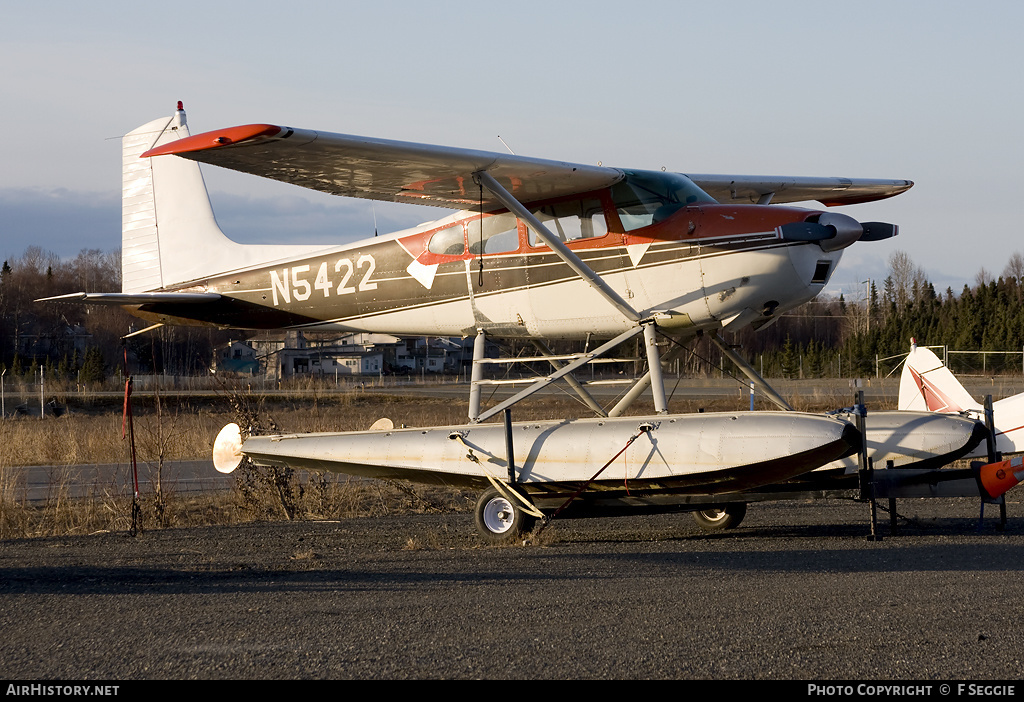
898,338 -> 1024,457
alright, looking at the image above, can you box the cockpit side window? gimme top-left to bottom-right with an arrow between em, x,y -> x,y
527,197 -> 608,247
610,171 -> 715,232
427,224 -> 466,256
467,213 -> 520,255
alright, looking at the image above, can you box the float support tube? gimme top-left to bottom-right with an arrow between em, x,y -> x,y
643,323 -> 668,414
531,339 -> 607,417
469,329 -> 486,421
710,332 -> 793,411
608,371 -> 652,418
474,326 -> 644,423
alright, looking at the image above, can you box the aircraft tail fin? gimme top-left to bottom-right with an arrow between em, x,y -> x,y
897,340 -> 982,413
121,104 -> 327,294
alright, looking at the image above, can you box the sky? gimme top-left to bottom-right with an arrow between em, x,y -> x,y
2,0 -> 1022,302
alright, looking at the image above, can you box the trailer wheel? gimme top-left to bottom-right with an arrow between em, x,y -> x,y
474,487 -> 536,544
692,503 -> 747,531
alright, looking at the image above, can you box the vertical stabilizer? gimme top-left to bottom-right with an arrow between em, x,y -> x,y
898,341 -> 982,413
121,104 -> 328,293
900,340 -> 1024,456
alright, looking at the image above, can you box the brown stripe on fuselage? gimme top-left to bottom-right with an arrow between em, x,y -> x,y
165,203 -> 809,330
183,236 -> 791,330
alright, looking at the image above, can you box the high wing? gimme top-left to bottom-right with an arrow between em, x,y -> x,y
686,174 -> 914,207
142,122 -> 913,209
141,123 -> 623,211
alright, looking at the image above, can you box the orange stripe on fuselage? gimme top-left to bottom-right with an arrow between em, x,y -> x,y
399,204 -> 814,266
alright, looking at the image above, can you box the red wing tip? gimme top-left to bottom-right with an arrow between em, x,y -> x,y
141,124 -> 283,158
819,180 -> 915,207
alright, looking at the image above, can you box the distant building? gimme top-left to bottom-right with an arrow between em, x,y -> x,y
247,331 -> 393,381
213,340 -> 259,376
18,324 -> 92,363
243,331 -> 493,380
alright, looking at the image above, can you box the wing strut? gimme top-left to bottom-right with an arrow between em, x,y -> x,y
473,170 -> 641,324
471,170 -> 669,417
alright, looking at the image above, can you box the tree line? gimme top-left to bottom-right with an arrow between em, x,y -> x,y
715,250 -> 1024,379
0,246 -> 230,386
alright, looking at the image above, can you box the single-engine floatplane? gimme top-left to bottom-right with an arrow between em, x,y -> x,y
42,104 -> 990,541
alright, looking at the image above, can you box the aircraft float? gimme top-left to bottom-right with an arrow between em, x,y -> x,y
43,104 -> 988,541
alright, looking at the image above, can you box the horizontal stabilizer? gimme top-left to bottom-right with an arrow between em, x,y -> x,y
37,291 -> 222,305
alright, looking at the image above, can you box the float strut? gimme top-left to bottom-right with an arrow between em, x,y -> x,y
642,323 -> 668,415
469,329 -> 486,421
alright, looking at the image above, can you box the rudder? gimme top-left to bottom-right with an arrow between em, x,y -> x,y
898,340 -> 981,413
121,103 -> 328,294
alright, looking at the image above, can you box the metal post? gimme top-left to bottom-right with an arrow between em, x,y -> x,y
854,389 -> 880,541
608,371 -> 652,418
503,408 -> 516,484
984,395 -> 998,464
887,460 -> 898,536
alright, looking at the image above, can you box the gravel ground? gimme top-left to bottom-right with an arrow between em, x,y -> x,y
1,497 -> 1022,680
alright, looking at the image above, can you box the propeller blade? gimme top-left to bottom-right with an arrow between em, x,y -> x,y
778,216 -> 898,251
860,221 -> 899,241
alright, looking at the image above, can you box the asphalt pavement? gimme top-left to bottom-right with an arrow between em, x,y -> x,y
1,497 -> 1022,680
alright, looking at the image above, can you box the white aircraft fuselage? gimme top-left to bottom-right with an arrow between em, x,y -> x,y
131,199 -> 842,340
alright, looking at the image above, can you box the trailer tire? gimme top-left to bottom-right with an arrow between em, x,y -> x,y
692,503 -> 747,531
474,487 -> 537,544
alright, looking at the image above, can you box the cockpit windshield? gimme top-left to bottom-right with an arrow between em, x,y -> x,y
610,170 -> 715,232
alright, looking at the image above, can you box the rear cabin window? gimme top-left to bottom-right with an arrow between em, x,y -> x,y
528,198 -> 608,247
